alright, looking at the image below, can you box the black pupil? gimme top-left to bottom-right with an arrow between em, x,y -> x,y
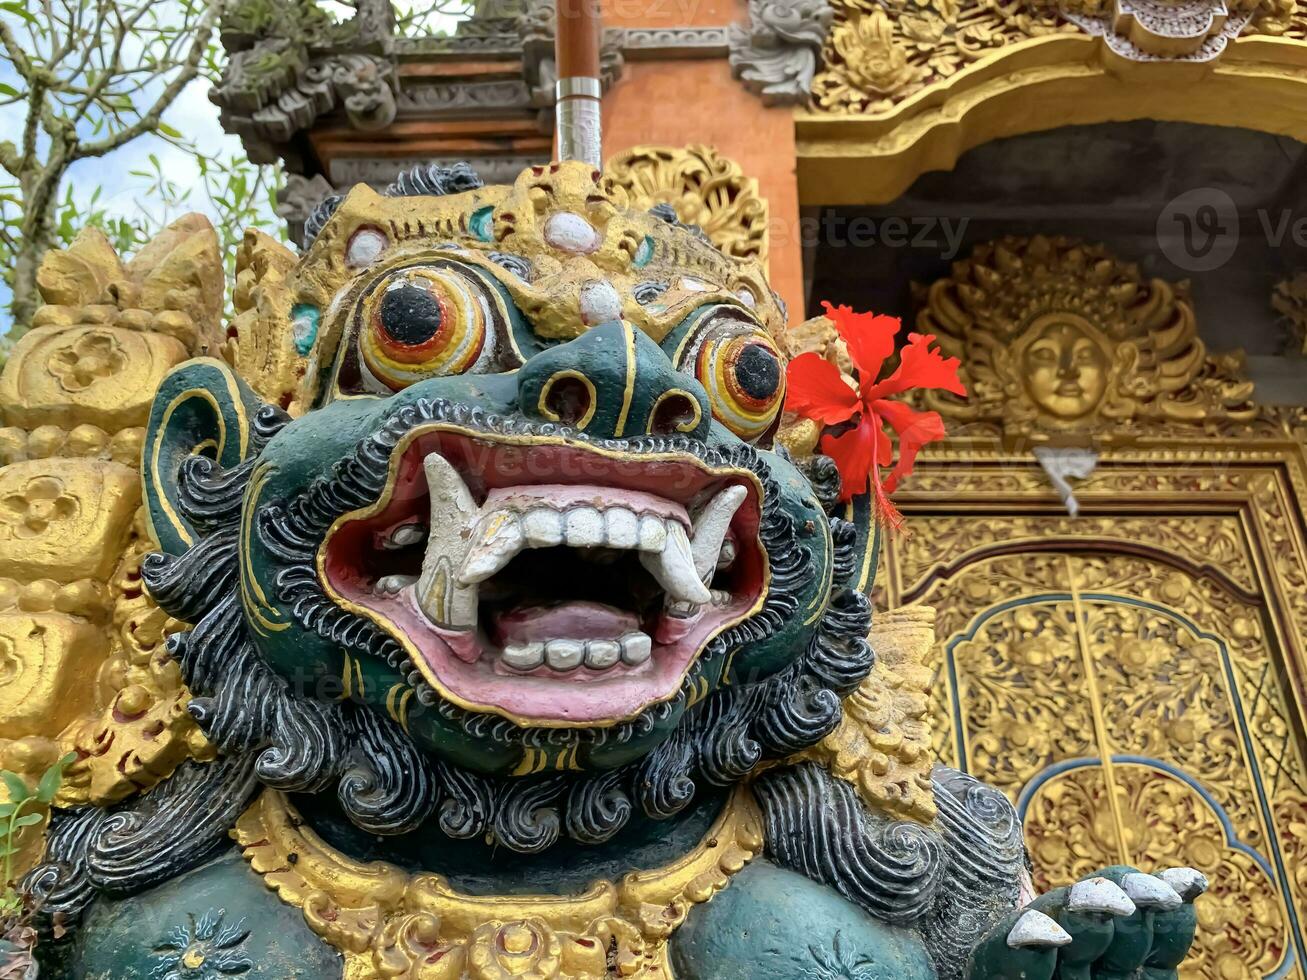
380,280 -> 442,345
735,343 -> 780,400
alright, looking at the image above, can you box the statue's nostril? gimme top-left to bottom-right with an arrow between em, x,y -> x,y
650,391 -> 702,436
541,372 -> 595,428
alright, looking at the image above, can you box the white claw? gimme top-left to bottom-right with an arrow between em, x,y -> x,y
1067,877 -> 1136,917
690,485 -> 747,581
1007,910 -> 1072,949
1158,867 -> 1209,902
1122,873 -> 1183,911
639,522 -> 711,604
415,453 -> 480,630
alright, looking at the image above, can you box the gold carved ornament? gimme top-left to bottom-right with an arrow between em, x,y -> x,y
232,163 -> 784,412
603,146 -> 770,269
233,786 -> 764,980
797,605 -> 938,824
808,0 -> 1306,112
1273,272 -> 1307,356
911,235 -> 1256,445
0,218 -> 224,873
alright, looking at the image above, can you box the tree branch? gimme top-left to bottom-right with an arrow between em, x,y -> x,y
73,2 -> 219,159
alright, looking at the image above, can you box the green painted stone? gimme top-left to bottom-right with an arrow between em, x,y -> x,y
78,847 -> 341,980
671,860 -> 936,980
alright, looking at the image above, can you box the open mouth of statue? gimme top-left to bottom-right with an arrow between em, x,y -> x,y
321,427 -> 767,726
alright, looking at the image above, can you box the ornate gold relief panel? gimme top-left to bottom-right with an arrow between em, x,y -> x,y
882,485 -> 1307,978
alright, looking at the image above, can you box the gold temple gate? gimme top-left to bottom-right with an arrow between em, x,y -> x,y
852,235 -> 1307,978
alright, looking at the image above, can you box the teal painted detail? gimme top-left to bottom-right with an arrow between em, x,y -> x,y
515,319 -> 711,440
968,865 -> 1205,980
151,908 -> 251,978
469,205 -> 494,242
633,234 -> 655,268
79,849 -> 342,980
143,357 -> 265,557
290,303 -> 320,356
657,302 -> 724,369
670,860 -> 936,979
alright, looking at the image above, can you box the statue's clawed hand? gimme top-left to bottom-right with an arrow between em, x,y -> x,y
968,865 -> 1208,980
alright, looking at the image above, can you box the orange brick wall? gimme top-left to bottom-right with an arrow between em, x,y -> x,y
597,1 -> 805,318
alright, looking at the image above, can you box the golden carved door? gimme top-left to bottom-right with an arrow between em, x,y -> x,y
882,524 -> 1306,978
819,236 -> 1307,978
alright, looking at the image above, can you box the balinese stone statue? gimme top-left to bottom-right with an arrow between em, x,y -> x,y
10,161 -> 1205,978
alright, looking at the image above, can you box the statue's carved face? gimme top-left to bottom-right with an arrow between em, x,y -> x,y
144,164 -> 847,786
1019,315 -> 1109,420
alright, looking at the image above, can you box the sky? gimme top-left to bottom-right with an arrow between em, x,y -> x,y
0,10 -> 276,326
0,1 -> 467,329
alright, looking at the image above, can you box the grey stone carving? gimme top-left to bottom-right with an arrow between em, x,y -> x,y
214,0 -> 398,166
728,0 -> 833,106
215,0 -> 817,240
622,27 -> 731,59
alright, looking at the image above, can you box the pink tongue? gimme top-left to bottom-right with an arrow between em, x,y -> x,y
495,601 -> 639,644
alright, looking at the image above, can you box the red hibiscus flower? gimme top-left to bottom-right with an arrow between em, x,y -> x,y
786,302 -> 966,527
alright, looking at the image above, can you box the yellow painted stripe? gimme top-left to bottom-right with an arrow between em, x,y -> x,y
613,322 -> 637,437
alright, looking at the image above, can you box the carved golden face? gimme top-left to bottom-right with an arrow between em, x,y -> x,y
1019,315 -> 1109,420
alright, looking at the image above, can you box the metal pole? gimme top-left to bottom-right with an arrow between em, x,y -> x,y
554,0 -> 603,167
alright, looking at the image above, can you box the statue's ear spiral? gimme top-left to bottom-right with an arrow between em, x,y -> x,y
359,267 -> 499,389
685,314 -> 786,441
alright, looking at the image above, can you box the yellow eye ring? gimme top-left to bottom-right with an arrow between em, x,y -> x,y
688,320 -> 785,441
358,267 -> 496,390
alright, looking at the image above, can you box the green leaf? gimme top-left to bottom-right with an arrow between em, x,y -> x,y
0,2 -> 37,23
35,757 -> 68,804
158,123 -> 183,139
0,83 -> 18,98
12,813 -> 43,829
0,771 -> 30,802
0,803 -> 14,818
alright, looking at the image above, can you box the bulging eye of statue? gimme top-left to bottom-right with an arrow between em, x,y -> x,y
681,309 -> 785,442
358,267 -> 498,391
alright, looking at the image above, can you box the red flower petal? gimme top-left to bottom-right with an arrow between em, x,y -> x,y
785,352 -> 860,425
875,399 -> 946,493
864,332 -> 966,401
820,414 -> 878,503
821,302 -> 900,386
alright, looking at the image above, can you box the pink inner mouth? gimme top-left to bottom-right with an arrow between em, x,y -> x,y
322,429 -> 766,726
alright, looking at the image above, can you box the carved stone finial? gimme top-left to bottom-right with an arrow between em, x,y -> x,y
728,0 -> 833,106
213,0 -> 397,164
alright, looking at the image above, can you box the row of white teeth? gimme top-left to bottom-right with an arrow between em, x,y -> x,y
501,631 -> 653,671
404,453 -> 747,635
